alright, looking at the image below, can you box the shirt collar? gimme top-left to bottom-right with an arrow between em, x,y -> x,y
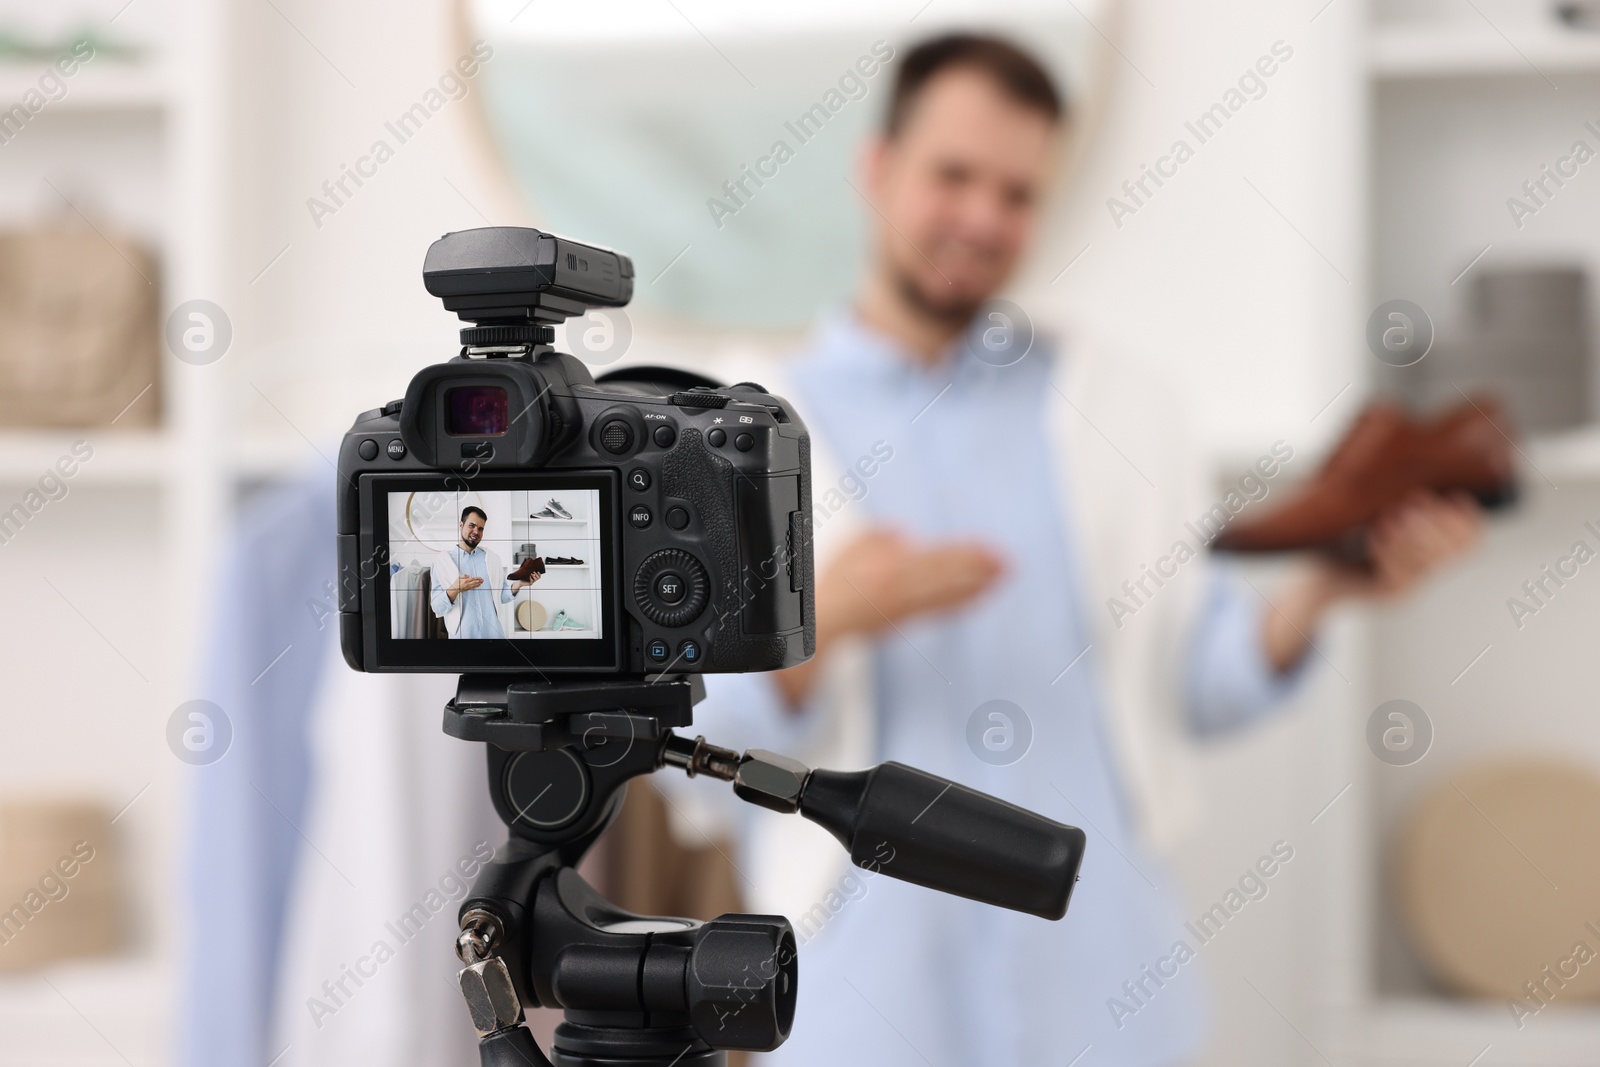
809,307 -> 1059,384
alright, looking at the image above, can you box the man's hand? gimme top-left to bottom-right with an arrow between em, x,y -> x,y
511,572 -> 541,593
820,529 -> 1006,639
1348,490 -> 1484,599
774,528 -> 1005,709
447,574 -> 484,603
1261,491 -> 1483,672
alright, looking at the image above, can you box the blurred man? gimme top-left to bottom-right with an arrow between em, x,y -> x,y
430,506 -> 537,638
690,34 -> 1481,1066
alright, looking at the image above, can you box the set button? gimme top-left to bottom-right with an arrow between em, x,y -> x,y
655,571 -> 687,604
633,548 -> 710,627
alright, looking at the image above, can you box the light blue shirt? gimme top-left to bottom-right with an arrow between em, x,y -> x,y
430,545 -> 515,639
692,316 -> 1306,1067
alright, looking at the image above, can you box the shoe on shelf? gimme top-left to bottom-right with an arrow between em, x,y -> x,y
530,507 -> 562,519
508,556 -> 546,582
1211,395 -> 1517,556
548,499 -> 574,520
546,556 -> 584,566
553,611 -> 585,631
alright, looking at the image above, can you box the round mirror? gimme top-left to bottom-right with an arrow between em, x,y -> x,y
460,0 -> 1121,330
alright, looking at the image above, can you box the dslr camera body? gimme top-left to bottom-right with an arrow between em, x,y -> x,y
336,227 -> 814,676
329,229 -> 1085,1067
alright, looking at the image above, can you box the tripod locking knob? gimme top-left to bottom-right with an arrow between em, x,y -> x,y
684,916 -> 798,1051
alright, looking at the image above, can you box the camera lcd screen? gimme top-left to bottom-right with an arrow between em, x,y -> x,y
368,472 -> 620,670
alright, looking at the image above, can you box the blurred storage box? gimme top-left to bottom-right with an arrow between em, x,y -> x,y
1416,267 -> 1591,433
0,225 -> 160,428
0,799 -> 122,971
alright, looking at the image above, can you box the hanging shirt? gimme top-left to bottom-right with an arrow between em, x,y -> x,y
692,315 -> 1305,1067
429,545 -> 514,639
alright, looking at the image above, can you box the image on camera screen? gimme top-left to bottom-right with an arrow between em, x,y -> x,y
385,488 -> 604,640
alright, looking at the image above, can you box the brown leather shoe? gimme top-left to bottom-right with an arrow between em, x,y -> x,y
508,556 -> 546,582
1212,395 -> 1517,554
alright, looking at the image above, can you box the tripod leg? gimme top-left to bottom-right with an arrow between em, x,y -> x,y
477,1026 -> 554,1067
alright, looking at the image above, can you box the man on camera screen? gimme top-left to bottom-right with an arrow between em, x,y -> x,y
428,506 -> 534,639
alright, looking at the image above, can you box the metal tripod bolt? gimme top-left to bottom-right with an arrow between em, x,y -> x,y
456,908 -> 504,964
458,955 -> 525,1037
732,749 -> 812,814
456,909 -> 524,1037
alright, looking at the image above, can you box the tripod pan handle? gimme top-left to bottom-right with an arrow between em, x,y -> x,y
799,762 -> 1086,920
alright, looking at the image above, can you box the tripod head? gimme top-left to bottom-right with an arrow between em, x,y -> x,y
444,674 -> 1086,1067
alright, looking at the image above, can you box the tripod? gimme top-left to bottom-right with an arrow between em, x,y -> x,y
444,674 -> 1087,1067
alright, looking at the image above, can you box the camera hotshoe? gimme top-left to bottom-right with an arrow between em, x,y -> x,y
336,226 -> 812,675
334,228 -> 1087,1067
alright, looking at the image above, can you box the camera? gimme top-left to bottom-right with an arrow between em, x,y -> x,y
336,226 -> 815,675
330,229 -> 1084,1067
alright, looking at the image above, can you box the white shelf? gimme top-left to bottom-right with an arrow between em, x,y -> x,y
519,516 -> 589,524
1356,998 -> 1600,1067
0,428 -> 357,487
0,955 -> 169,1066
1525,424 -> 1600,483
1371,21 -> 1600,78
0,62 -> 170,112
0,429 -> 169,486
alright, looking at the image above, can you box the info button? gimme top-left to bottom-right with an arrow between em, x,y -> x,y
655,572 -> 687,604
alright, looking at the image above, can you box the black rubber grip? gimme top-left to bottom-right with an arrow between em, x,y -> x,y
799,762 -> 1086,920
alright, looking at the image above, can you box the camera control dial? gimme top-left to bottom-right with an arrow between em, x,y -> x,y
634,548 -> 709,627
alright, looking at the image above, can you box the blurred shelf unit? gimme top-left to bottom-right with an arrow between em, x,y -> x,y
0,6 -> 233,1066
1353,11 -> 1600,1067
1371,21 -> 1600,78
